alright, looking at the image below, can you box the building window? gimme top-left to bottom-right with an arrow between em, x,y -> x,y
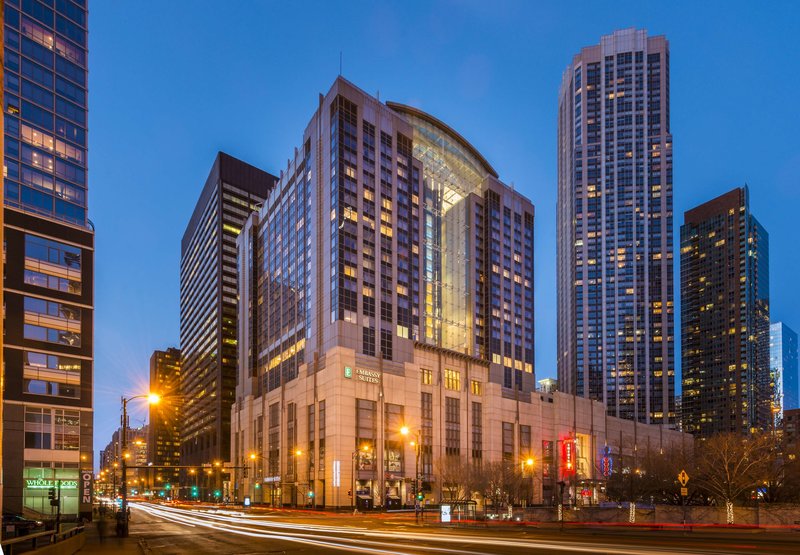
421,393 -> 433,477
318,400 -> 326,471
25,234 -> 81,270
520,425 -> 531,458
25,407 -> 51,449
420,368 -> 432,385
384,404 -> 404,473
268,403 -> 280,478
472,402 -> 482,461
445,397 -> 460,457
23,296 -> 81,347
470,380 -> 482,395
362,326 -> 375,357
286,403 -> 296,477
356,399 -> 376,470
380,328 -> 393,361
502,422 -> 514,462
444,369 -> 461,391
23,350 -> 81,398
307,404 -> 315,476
24,407 -> 79,450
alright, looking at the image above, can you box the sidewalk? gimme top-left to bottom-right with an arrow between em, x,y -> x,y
75,516 -> 145,554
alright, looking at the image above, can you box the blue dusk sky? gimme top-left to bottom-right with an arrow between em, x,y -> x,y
89,0 -> 800,457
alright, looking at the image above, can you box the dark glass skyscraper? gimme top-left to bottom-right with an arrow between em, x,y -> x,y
557,29 -> 675,425
2,0 -> 92,518
179,152 -> 275,467
681,187 -> 770,437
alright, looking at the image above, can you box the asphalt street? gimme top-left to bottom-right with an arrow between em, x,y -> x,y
127,502 -> 800,555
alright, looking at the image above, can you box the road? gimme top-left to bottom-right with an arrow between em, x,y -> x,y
128,502 -> 800,555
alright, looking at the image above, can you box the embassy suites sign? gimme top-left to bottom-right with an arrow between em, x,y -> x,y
344,366 -> 381,384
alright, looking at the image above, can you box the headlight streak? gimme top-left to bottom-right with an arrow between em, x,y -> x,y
132,503 -> 721,555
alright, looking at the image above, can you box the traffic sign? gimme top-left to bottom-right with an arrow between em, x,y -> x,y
680,487 -> 688,496
677,469 -> 689,487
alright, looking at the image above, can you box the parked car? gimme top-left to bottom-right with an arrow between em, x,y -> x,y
3,514 -> 44,535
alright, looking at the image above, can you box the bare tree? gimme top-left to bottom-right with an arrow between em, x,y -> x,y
436,456 -> 478,502
694,432 -> 773,524
476,460 -> 525,509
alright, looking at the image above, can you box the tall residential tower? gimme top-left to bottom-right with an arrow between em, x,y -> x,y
557,29 -> 675,424
681,187 -> 770,437
2,0 -> 93,518
179,153 -> 276,466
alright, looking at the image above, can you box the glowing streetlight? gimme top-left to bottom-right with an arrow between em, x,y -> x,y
120,392 -> 161,537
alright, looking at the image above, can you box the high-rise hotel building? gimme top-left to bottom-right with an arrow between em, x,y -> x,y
681,187 -> 770,437
2,0 -> 93,518
180,153 -> 276,467
557,29 -> 675,425
231,77 -> 685,509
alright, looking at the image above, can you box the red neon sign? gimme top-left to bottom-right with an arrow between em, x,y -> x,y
563,439 -> 575,475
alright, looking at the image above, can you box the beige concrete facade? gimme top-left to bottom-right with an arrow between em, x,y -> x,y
232,342 -> 688,508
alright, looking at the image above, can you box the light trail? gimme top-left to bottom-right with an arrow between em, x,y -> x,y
132,502 -> 745,555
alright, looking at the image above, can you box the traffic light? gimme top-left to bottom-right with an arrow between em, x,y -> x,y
214,490 -> 221,498
165,483 -> 171,490
48,487 -> 56,500
191,486 -> 198,498
307,491 -> 314,498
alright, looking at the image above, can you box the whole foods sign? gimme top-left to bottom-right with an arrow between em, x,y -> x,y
25,478 -> 78,489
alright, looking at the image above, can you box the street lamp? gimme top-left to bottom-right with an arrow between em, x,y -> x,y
524,457 -> 536,506
120,392 -> 160,537
292,449 -> 303,507
400,426 -> 423,521
352,444 -> 371,512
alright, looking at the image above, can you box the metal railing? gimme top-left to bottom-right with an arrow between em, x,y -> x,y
0,525 -> 85,555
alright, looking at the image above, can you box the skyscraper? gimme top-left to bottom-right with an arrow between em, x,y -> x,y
771,322 -> 799,413
557,29 -> 675,424
179,153 -> 276,467
2,0 -> 92,518
148,348 -> 182,483
681,187 -> 770,437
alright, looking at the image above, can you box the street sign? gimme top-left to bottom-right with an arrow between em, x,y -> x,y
680,487 -> 688,497
678,469 -> 689,487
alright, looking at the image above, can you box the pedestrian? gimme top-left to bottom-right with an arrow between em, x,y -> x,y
97,516 -> 108,543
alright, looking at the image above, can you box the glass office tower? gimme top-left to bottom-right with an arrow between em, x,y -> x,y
681,187 -> 771,437
557,29 -> 675,425
770,322 -> 799,414
2,0 -> 93,519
